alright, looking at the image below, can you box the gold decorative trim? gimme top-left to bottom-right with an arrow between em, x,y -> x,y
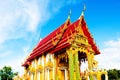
37,64 -> 43,72
45,61 -> 53,68
29,67 -> 35,73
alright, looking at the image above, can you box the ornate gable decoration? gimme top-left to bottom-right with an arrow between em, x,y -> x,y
67,17 -> 89,48
52,19 -> 70,46
22,10 -> 100,67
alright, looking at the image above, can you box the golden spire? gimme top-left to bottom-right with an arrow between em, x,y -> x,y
68,9 -> 71,20
79,4 -> 86,19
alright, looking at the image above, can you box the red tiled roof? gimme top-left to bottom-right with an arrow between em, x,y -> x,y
22,16 -> 100,66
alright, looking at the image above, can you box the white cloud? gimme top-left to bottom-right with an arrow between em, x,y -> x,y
0,0 -> 83,44
0,56 -> 25,75
0,0 -> 83,75
18,0 -> 41,32
0,0 -> 50,44
95,38 -> 120,70
11,58 -> 25,75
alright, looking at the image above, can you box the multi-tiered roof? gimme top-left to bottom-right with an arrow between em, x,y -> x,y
22,13 -> 100,67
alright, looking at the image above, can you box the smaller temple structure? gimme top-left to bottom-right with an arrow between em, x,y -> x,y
20,8 -> 108,80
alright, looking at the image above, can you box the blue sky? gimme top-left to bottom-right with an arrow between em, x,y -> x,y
0,0 -> 120,74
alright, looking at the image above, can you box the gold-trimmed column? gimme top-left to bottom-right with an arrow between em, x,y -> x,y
74,48 -> 81,80
34,59 -> 38,80
55,54 -> 59,80
53,54 -> 56,80
42,55 -> 45,80
23,68 -> 27,80
105,72 -> 108,80
65,68 -> 67,80
67,47 -> 81,80
43,55 -> 46,80
86,51 -> 94,80
67,47 -> 74,80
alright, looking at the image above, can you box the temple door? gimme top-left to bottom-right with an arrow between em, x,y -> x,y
58,69 -> 65,80
61,70 -> 65,80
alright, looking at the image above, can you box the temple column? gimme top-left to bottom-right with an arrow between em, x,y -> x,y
86,52 -> 93,70
52,54 -> 55,80
105,73 -> 108,80
74,48 -> 81,80
67,47 -> 74,80
48,69 -> 49,80
55,55 -> 59,80
96,71 -> 101,80
67,47 -> 81,80
65,69 -> 67,80
24,68 -> 27,79
43,55 -> 45,80
86,51 -> 94,80
53,54 -> 56,80
34,59 -> 38,80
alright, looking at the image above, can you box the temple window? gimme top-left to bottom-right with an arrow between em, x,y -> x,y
45,54 -> 53,80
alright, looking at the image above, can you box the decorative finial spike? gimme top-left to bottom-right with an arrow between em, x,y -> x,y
83,4 -> 86,11
70,9 -> 71,15
79,4 -> 86,19
81,4 -> 86,16
68,9 -> 71,19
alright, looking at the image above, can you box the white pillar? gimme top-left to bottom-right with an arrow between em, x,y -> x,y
105,74 -> 108,80
48,69 -> 49,80
37,72 -> 40,80
53,54 -> 55,80
31,73 -> 34,80
43,55 -> 45,80
52,68 -> 54,80
65,69 -> 67,80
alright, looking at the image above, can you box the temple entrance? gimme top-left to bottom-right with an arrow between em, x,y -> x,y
57,52 -> 68,80
78,51 -> 87,71
78,51 -> 88,79
101,74 -> 105,80
61,70 -> 65,80
78,51 -> 87,60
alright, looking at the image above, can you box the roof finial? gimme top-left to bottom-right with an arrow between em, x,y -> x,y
82,4 -> 86,16
79,4 -> 86,19
68,9 -> 71,20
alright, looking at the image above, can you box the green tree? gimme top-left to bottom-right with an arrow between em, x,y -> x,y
108,69 -> 118,80
0,66 -> 18,80
117,70 -> 120,78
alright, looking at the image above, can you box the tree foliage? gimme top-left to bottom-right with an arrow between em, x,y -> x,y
107,69 -> 120,80
0,66 -> 18,80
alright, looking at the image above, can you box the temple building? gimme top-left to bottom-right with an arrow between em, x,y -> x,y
21,9 -> 108,80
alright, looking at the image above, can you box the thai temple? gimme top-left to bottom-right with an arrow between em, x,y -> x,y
16,8 -> 108,80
